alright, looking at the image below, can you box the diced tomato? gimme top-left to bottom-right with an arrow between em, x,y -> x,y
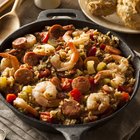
41,32 -> 49,43
88,46 -> 97,56
40,112 -> 53,123
6,94 -> 17,103
121,92 -> 130,102
100,44 -> 106,50
61,78 -> 72,91
70,88 -> 82,102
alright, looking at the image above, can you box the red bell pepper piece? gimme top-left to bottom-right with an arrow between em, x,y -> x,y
121,92 -> 130,102
42,32 -> 49,43
70,88 -> 82,102
6,94 -> 17,103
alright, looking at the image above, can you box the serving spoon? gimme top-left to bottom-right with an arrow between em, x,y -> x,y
0,129 -> 6,140
0,0 -> 22,43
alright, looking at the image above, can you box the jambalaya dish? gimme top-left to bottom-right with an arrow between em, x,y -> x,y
0,24 -> 135,125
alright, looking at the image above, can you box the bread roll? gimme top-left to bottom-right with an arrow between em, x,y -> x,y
87,0 -> 117,16
117,0 -> 140,29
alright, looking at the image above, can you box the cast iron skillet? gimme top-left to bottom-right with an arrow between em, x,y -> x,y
0,9 -> 140,140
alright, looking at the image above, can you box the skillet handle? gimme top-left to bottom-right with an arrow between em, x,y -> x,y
37,9 -> 86,20
134,51 -> 140,69
56,126 -> 89,140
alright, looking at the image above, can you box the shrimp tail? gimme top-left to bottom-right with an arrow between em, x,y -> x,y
0,53 -> 20,70
105,45 -> 121,55
94,70 -> 112,83
13,97 -> 38,117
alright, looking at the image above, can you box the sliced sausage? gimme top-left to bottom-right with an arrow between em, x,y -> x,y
72,76 -> 91,94
48,24 -> 65,39
12,37 -> 27,49
23,52 -> 39,66
50,77 -> 62,91
14,68 -> 33,85
60,99 -> 81,118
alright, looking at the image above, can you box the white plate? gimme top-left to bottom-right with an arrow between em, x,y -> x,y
78,0 -> 140,34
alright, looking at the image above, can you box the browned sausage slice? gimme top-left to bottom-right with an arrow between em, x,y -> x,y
12,37 -> 27,49
23,52 -> 39,66
48,24 -> 65,39
60,99 -> 81,118
72,76 -> 91,94
50,77 -> 62,91
14,68 -> 33,85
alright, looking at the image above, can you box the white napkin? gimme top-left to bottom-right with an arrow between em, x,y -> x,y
0,101 -> 49,140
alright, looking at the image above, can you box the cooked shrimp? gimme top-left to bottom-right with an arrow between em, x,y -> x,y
111,74 -> 125,88
13,97 -> 38,117
0,53 -> 20,71
33,44 -> 55,56
105,54 -> 129,73
25,34 -> 37,48
118,57 -> 129,73
87,92 -> 110,114
32,81 -> 58,107
72,32 -> 90,46
72,30 -> 85,37
63,30 -> 89,45
50,42 -> 79,71
102,85 -> 114,93
94,70 -> 112,83
105,45 -> 121,55
63,30 -> 73,43
0,58 -> 12,71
